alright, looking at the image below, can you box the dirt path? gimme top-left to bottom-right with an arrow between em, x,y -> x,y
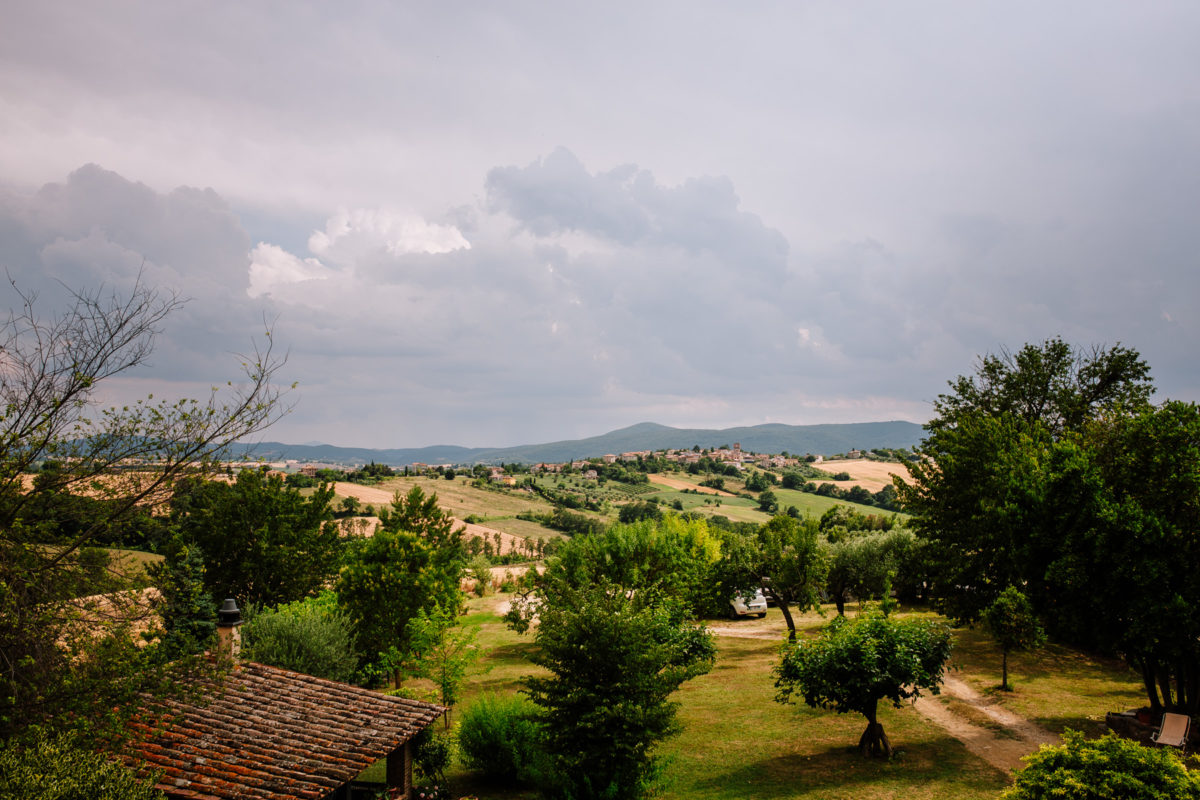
913,677 -> 1058,775
708,622 -> 1057,776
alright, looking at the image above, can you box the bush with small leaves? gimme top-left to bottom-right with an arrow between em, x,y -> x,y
0,728 -> 165,799
457,693 -> 546,787
1003,729 -> 1200,800
242,593 -> 359,683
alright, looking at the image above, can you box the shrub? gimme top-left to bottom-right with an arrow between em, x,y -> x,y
242,593 -> 359,683
0,728 -> 165,799
1004,729 -> 1200,799
413,727 -> 455,783
468,555 -> 494,597
457,693 -> 545,787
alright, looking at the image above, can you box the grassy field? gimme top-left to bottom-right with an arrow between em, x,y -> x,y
642,472 -> 905,525
944,625 -> 1144,737
104,547 -> 164,580
376,597 -> 1148,799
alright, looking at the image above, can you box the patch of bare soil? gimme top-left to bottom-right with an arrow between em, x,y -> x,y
647,473 -> 736,497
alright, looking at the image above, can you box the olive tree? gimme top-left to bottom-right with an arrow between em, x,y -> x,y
774,611 -> 952,757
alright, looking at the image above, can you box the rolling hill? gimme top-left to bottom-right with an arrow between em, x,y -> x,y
238,420 -> 925,467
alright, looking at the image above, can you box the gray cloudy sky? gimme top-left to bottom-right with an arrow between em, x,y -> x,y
2,2 -> 1198,448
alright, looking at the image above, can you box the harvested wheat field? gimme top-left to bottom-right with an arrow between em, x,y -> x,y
818,458 -> 911,492
333,481 -> 534,554
648,473 -> 736,497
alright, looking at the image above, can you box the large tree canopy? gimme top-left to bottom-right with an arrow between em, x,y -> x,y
897,338 -> 1155,621
898,338 -> 1200,714
171,469 -> 341,607
926,336 -> 1153,437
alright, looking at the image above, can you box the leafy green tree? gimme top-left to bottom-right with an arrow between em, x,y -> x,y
171,469 -> 341,607
1003,729 -> 1200,800
823,529 -> 921,616
146,541 -> 216,659
755,516 -> 826,640
337,486 -> 465,685
1046,402 -> 1200,715
897,338 -> 1155,623
982,587 -> 1045,691
241,592 -> 359,683
458,694 -> 546,788
618,499 -> 663,524
0,728 -> 166,799
757,488 -> 779,513
0,278 -> 287,740
901,340 -> 1200,715
523,581 -> 715,800
780,472 -> 804,490
774,611 -> 952,757
408,604 -> 480,725
925,337 -> 1153,438
510,515 -> 722,628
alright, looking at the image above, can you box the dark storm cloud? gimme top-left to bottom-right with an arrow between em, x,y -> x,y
0,166 -> 268,384
486,148 -> 789,280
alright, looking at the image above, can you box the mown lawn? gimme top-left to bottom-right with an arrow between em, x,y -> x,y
945,624 -> 1145,737
662,636 -> 1006,800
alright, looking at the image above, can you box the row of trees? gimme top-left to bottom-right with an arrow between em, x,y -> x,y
896,338 -> 1200,716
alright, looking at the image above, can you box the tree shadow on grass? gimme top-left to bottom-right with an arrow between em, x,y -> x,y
1032,713 -> 1106,737
682,733 -> 1009,799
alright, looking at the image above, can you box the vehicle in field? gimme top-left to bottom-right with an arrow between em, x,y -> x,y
730,587 -> 768,618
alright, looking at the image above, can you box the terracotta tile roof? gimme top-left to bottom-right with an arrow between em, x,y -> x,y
122,661 -> 444,800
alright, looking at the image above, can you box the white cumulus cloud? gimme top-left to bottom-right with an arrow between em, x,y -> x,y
308,208 -> 470,269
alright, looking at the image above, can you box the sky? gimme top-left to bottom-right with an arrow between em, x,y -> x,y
1,2 -> 1198,449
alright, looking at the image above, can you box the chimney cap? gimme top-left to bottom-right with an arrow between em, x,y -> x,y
217,598 -> 244,627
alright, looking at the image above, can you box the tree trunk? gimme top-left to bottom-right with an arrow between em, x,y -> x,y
1001,649 -> 1010,692
777,599 -> 797,641
1157,665 -> 1175,710
1141,659 -> 1162,712
858,700 -> 891,758
1186,657 -> 1200,715
834,595 -> 846,616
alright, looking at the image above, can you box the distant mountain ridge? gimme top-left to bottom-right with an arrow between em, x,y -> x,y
238,420 -> 926,467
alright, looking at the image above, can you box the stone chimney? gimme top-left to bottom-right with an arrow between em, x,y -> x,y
216,598 -> 244,659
